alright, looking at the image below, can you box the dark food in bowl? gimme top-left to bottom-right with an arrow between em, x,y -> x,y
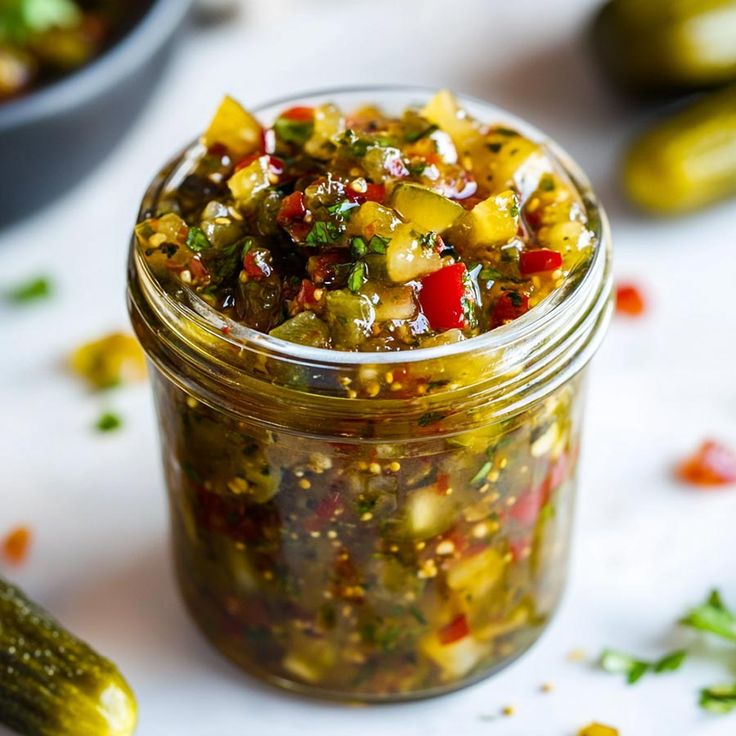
0,0 -> 152,102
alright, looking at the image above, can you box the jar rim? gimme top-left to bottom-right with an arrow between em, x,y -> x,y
130,84 -> 612,373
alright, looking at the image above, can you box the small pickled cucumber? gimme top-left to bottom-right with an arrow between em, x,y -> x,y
624,86 -> 736,214
389,183 -> 464,233
593,0 -> 736,95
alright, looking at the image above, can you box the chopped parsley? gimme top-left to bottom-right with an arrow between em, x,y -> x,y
350,234 -> 389,257
327,200 -> 357,219
368,235 -> 390,254
539,176 -> 556,192
305,221 -> 342,247
186,226 -> 210,253
407,161 -> 428,177
348,261 -> 367,293
95,411 -> 123,433
700,684 -> 736,714
510,204 -> 520,218
680,590 -> 736,642
5,276 -> 53,304
599,648 -> 687,685
404,124 -> 438,143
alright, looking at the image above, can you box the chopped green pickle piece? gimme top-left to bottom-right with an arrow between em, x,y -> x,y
389,182 -> 464,233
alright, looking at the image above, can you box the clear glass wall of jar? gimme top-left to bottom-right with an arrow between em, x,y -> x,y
128,87 -> 613,702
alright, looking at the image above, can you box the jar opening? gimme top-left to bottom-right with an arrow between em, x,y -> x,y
128,86 -> 612,426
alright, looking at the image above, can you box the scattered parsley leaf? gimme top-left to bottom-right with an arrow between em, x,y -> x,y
347,261 -> 367,293
368,235 -> 390,254
700,684 -> 736,714
305,221 -> 342,247
510,204 -> 520,218
5,276 -> 53,304
471,461 -> 492,486
680,590 -> 736,642
407,161 -> 428,177
600,648 -> 687,685
350,236 -> 368,258
95,412 -> 123,433
186,226 -> 210,253
327,200 -> 357,219
404,124 -> 439,143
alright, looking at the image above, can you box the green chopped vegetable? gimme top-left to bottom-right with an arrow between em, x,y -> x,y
186,226 -> 210,253
95,412 -> 123,433
5,276 -> 52,304
305,221 -> 342,247
700,683 -> 736,714
599,648 -> 687,684
348,261 -> 367,293
681,590 -> 736,642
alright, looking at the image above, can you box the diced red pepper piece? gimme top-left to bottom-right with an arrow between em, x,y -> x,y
235,154 -> 284,176
280,106 -> 315,122
509,539 -> 531,563
295,279 -> 321,310
491,291 -> 529,327
243,249 -> 272,280
519,249 -> 563,276
2,526 -> 31,566
438,614 -> 471,645
419,263 -> 469,331
676,440 -> 736,487
278,191 -> 307,224
307,253 -> 349,286
346,182 -> 386,205
616,283 -> 646,317
188,257 -> 209,283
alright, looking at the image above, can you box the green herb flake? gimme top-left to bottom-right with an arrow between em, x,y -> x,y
510,204 -> 520,218
680,590 -> 736,642
351,236 -> 368,258
186,226 -> 210,253
368,235 -> 390,254
507,291 -> 523,308
471,461 -> 492,486
405,124 -> 439,144
700,684 -> 736,714
407,161 -> 428,177
95,412 -> 123,433
327,200 -> 357,219
305,221 -> 342,247
5,276 -> 53,304
599,648 -> 687,685
348,261 -> 367,293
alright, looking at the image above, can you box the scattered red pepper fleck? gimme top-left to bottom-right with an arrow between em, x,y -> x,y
438,614 -> 470,645
2,526 -> 32,566
491,292 -> 529,327
419,263 -> 468,331
277,191 -> 307,223
280,106 -> 315,122
346,182 -> 386,205
519,249 -> 563,276
676,440 -> 736,487
615,283 -> 646,317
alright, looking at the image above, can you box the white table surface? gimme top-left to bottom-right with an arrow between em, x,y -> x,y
2,0 -> 736,734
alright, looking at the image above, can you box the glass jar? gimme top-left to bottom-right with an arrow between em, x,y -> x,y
128,87 -> 613,702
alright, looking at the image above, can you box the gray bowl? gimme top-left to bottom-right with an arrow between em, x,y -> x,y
0,0 -> 194,227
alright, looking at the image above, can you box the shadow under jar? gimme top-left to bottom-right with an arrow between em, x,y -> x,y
128,88 -> 613,701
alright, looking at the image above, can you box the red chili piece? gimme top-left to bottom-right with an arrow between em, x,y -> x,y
243,250 -> 272,280
616,283 -> 646,317
346,182 -> 386,205
280,106 -> 315,122
519,249 -> 563,276
676,440 -> 736,487
491,292 -> 529,327
419,263 -> 468,331
277,191 -> 307,223
438,614 -> 470,645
